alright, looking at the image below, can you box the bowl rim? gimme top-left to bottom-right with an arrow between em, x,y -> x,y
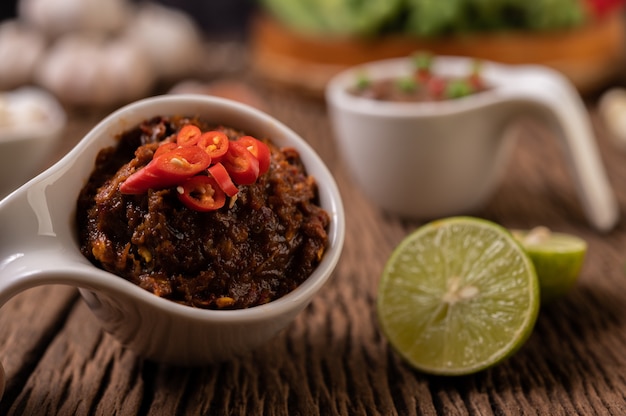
87,94 -> 345,322
324,55 -> 552,118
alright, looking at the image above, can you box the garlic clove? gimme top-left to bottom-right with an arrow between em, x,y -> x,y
35,34 -> 156,107
102,40 -> 157,104
123,2 -> 204,80
35,35 -> 107,105
0,20 -> 47,90
18,0 -> 131,38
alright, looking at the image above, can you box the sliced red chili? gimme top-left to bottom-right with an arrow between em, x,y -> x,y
208,162 -> 238,197
197,130 -> 229,163
176,124 -> 202,146
154,145 -> 212,179
120,146 -> 211,194
221,140 -> 260,185
237,136 -> 271,175
177,175 -> 225,211
153,142 -> 178,159
119,165 -> 163,194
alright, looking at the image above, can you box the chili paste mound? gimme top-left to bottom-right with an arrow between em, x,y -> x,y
76,115 -> 330,310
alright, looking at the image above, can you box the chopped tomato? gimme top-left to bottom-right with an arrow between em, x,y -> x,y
176,124 -> 202,146
413,51 -> 433,82
468,60 -> 483,90
221,141 -> 260,185
153,142 -> 178,159
120,146 -> 211,194
237,136 -> 271,175
427,76 -> 446,100
415,69 -> 430,83
177,175 -> 225,211
468,74 -> 482,91
197,130 -> 229,163
208,162 -> 239,197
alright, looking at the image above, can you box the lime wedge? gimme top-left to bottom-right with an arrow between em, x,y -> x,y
512,227 -> 586,303
377,217 -> 540,376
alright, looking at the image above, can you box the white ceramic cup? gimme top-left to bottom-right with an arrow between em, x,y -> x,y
0,95 -> 345,390
326,56 -> 618,232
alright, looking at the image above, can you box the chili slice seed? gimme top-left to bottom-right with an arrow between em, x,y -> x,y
222,140 -> 260,185
197,130 -> 229,163
154,146 -> 212,179
177,175 -> 226,211
176,124 -> 202,146
237,136 -> 271,175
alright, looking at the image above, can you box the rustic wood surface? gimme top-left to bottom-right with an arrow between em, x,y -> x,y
2,53 -> 626,415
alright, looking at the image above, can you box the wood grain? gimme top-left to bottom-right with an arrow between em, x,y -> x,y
1,73 -> 626,415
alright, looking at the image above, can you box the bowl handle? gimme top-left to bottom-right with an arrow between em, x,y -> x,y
0,181 -> 103,306
500,67 -> 619,232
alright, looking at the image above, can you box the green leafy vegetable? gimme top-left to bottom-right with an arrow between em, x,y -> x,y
260,0 -> 589,37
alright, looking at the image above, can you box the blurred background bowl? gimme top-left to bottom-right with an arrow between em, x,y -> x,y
325,54 -> 619,230
0,86 -> 66,199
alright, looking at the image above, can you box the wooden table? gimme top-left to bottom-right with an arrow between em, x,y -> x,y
2,60 -> 626,415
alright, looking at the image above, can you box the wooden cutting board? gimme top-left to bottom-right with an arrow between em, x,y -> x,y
250,12 -> 626,96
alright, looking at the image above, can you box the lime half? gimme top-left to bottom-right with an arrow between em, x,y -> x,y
377,217 -> 540,376
512,227 -> 587,303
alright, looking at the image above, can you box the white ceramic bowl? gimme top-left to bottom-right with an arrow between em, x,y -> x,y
0,95 -> 345,371
326,56 -> 618,232
0,87 -> 66,199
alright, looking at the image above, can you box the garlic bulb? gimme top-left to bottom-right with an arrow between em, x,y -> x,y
102,39 -> 158,104
123,2 -> 204,80
35,34 -> 156,107
0,20 -> 46,90
18,0 -> 130,38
